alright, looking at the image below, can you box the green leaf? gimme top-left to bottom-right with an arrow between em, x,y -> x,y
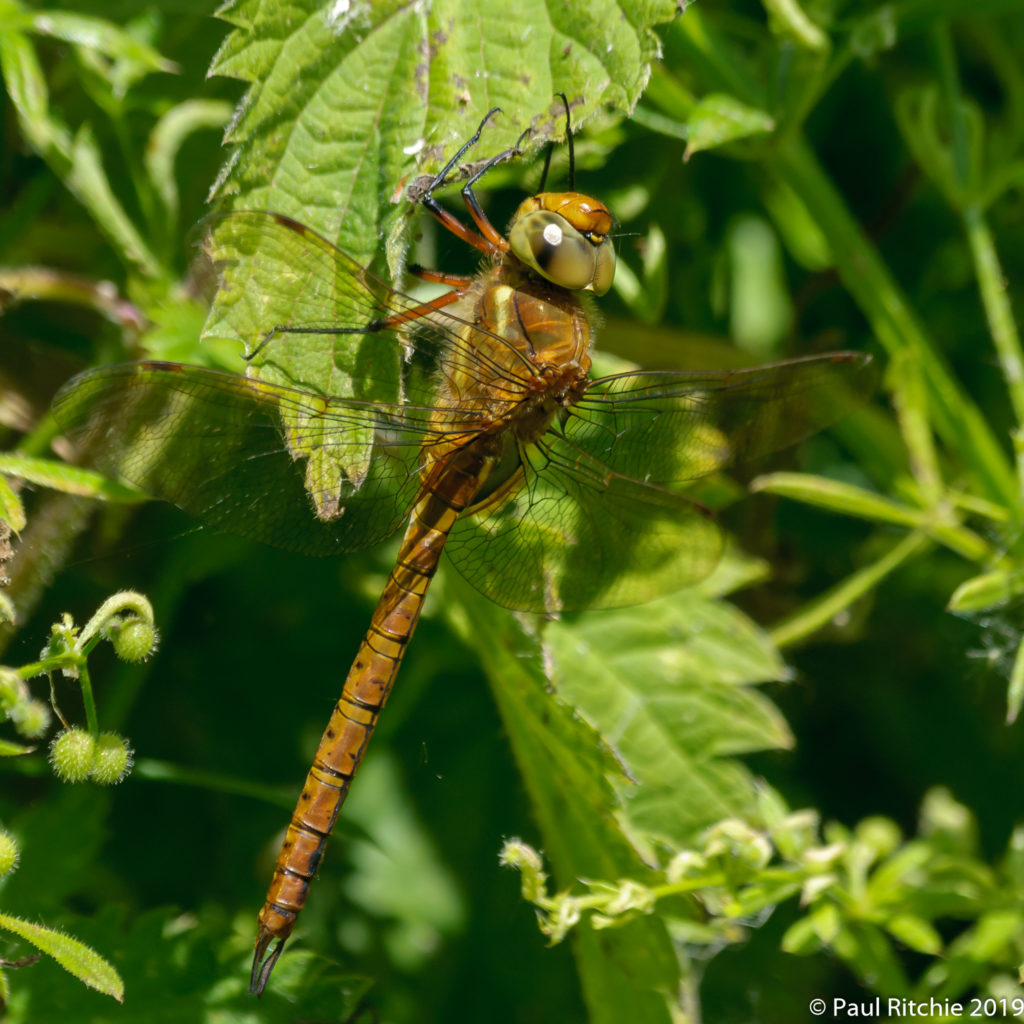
0,26 -> 67,155
0,910 -> 123,1001
0,454 -> 145,503
925,911 -> 1024,998
762,0 -> 829,52
0,737 -> 34,756
883,913 -> 943,955
809,901 -> 841,945
0,23 -> 165,280
211,0 -> 675,248
752,473 -> 993,561
0,474 -> 25,533
832,920 -> 909,996
948,568 -> 1024,614
781,912 -> 825,955
25,10 -> 175,75
683,94 -> 774,160
546,587 -> 790,853
341,753 -> 465,969
751,472 -> 921,526
66,125 -> 163,279
1008,635 -> 1024,724
444,570 -> 684,1024
770,532 -> 933,650
145,99 -> 234,225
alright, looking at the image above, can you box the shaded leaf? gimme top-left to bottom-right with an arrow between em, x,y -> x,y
0,475 -> 25,533
0,454 -> 144,503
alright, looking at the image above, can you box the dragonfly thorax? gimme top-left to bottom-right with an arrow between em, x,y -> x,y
512,367 -> 587,445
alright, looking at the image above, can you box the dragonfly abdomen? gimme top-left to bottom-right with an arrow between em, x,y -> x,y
251,439 -> 496,994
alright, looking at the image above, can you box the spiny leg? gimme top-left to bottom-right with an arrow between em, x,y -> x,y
455,124 -> 534,252
417,110 -> 532,256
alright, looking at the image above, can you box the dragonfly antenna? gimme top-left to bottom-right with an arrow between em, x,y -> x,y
538,93 -> 574,194
559,93 -> 575,191
538,141 -> 554,194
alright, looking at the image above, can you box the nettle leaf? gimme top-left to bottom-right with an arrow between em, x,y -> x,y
444,570 -> 684,1024
202,0 -> 679,592
204,0 -> 678,375
545,568 -> 791,853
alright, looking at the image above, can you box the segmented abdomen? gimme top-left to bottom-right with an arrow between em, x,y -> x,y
251,440 -> 495,993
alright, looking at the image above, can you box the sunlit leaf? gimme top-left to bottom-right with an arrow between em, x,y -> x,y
0,911 -> 123,1001
683,94 -> 774,160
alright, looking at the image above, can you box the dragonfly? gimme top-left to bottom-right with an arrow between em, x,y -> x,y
52,104 -> 873,995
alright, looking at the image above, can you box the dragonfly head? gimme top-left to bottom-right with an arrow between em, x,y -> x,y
508,192 -> 615,296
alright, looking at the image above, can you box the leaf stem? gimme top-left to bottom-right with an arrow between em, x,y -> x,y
963,203 -> 1024,465
770,139 -> 1017,508
770,532 -> 934,649
78,662 -> 99,736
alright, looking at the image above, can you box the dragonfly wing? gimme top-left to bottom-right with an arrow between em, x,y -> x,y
446,352 -> 873,613
567,352 -> 875,485
202,211 -> 535,514
446,436 -> 722,614
202,211 -> 535,395
52,362 -> 431,556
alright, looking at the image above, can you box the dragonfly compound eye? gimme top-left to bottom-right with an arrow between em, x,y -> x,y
509,209 -> 615,296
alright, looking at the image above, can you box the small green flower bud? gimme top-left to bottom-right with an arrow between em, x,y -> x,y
49,728 -> 96,783
89,732 -> 133,785
110,618 -> 158,663
499,839 -> 548,904
0,829 -> 19,876
0,668 -> 25,710
9,698 -> 51,739
853,816 -> 901,859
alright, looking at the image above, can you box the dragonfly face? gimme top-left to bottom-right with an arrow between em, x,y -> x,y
507,191 -> 616,295
51,104 -> 874,995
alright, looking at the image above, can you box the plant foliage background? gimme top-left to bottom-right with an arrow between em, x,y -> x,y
1,0 -> 1024,1021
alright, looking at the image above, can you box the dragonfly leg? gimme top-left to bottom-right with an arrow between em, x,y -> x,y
456,125 -> 533,253
416,108 -> 531,257
406,264 -> 474,288
415,107 -> 504,256
246,285 -> 468,361
373,287 -> 465,329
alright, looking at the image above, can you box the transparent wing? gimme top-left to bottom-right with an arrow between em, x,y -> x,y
201,212 -> 540,518
565,352 -> 875,485
203,211 -> 537,407
446,436 -> 722,613
447,352 -> 874,613
51,362 -> 460,555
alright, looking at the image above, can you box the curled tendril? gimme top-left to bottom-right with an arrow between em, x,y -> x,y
78,591 -> 155,650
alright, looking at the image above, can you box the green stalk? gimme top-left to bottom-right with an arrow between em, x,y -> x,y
770,532 -> 933,649
932,23 -> 1024,483
964,203 -> 1024,470
770,139 -> 1016,508
665,9 -> 1017,506
78,662 -> 99,736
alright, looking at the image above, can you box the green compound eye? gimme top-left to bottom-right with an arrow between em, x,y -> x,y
509,210 -> 615,295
